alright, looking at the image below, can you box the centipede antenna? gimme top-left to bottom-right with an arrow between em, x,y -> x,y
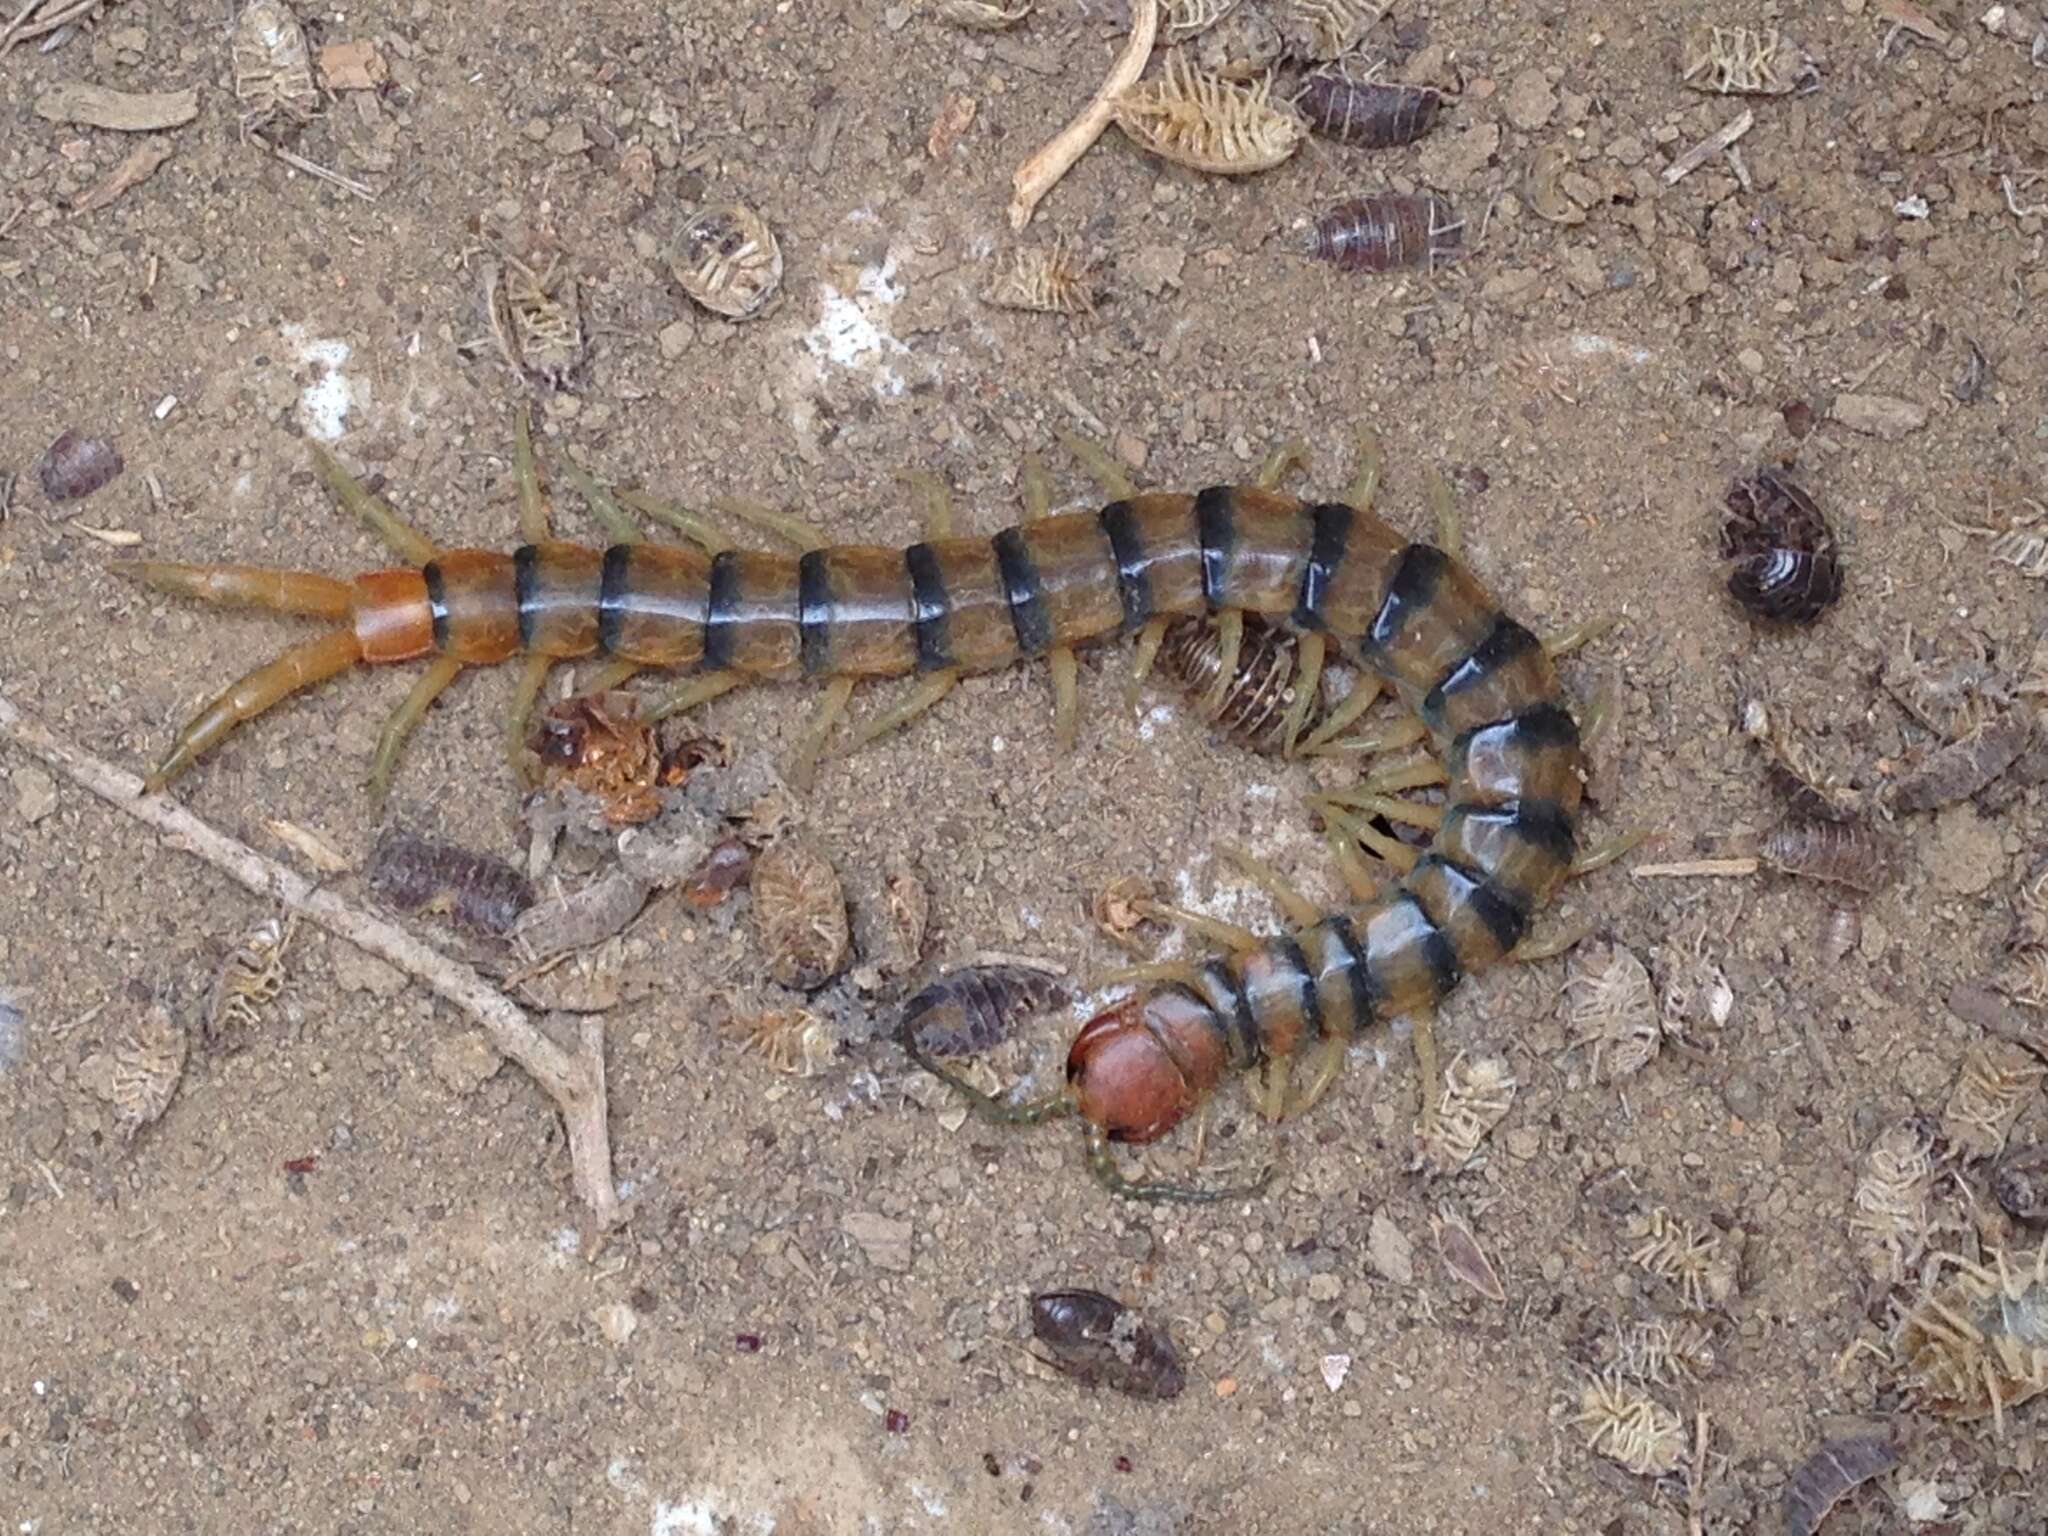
1280,1035 -> 1350,1119
646,670 -> 742,722
1360,754 -> 1449,794
1544,614 -> 1619,659
1093,960 -> 1206,990
897,1022 -> 1075,1126
1058,430 -> 1136,500
1020,449 -> 1053,521
1426,464 -> 1462,559
1216,841 -> 1321,929
898,469 -> 955,541
1126,616 -> 1170,708
1511,918 -> 1593,964
1296,673 -> 1386,756
713,495 -> 825,553
308,443 -> 439,565
1278,631 -> 1326,759
369,653 -> 464,806
558,459 -> 643,546
612,489 -> 733,553
849,670 -> 959,750
1255,438 -> 1311,490
1346,427 -> 1383,510
1084,1125 -> 1271,1205
1571,829 -> 1648,878
786,676 -> 857,791
505,653 -> 554,785
1049,645 -> 1080,752
1410,1004 -> 1443,1146
1207,610 -> 1244,713
512,406 -> 551,543
1144,900 -> 1263,956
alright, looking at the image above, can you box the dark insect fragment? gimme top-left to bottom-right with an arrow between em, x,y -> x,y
898,963 -> 1073,1058
1295,74 -> 1442,148
1307,192 -> 1462,274
38,431 -> 124,502
1993,1143 -> 2048,1229
366,829 -> 535,938
1952,339 -> 1991,404
1160,615 -> 1323,755
1780,1434 -> 1898,1536
1720,469 -> 1842,624
681,836 -> 754,910
1029,1288 -> 1185,1400
1884,715 -> 2034,813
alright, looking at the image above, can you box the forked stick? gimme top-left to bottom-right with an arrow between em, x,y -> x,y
1008,0 -> 1158,230
0,689 -> 623,1232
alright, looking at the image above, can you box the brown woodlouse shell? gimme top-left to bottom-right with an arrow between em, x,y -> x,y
1760,819 -> 1894,895
1159,614 -> 1323,754
1029,1289 -> 1185,1400
1306,191 -> 1462,273
1295,75 -> 1443,148
1720,468 -> 1842,624
673,204 -> 783,320
366,829 -> 535,939
749,839 -> 850,991
1994,1144 -> 2048,1228
1779,1435 -> 1899,1536
37,431 -> 124,502
898,963 -> 1072,1058
1111,52 -> 1306,175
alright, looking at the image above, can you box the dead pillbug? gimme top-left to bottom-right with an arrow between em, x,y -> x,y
1164,0 -> 1237,42
1892,1239 -> 2048,1432
1278,0 -> 1384,60
230,0 -> 318,136
1884,714 -> 2034,813
1159,613 -> 1325,754
1111,51 -> 1306,175
1187,6 -> 1283,81
1719,468 -> 1842,624
1295,74 -> 1442,149
1941,1040 -> 2047,1162
983,241 -> 1097,316
898,963 -> 1072,1058
933,0 -> 1031,28
1029,1289 -> 1185,1400
673,204 -> 782,320
1779,1435 -> 1898,1536
1760,819 -> 1894,895
1306,192 -> 1462,274
37,431 -> 123,502
1994,1144 -> 2048,1228
365,829 -> 535,938
750,839 -> 851,991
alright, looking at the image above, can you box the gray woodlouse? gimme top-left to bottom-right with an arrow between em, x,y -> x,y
1720,469 -> 1842,625
37,431 -> 124,502
897,963 -> 1072,1058
1295,74 -> 1442,148
1029,1289 -> 1185,1400
1306,192 -> 1462,273
366,829 -> 535,938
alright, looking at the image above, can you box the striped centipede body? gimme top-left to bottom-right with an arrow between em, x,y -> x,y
122,424 -> 1590,1202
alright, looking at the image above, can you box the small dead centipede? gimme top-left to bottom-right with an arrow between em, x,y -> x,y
122,417 -> 1604,1202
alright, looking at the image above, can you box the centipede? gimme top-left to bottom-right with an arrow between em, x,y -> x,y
121,414 -> 1613,1202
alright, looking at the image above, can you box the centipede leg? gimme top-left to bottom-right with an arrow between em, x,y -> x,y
714,495 -> 824,552
1083,1124 -> 1270,1205
1316,805 -> 1420,874
1255,438 -> 1310,489
900,469 -> 955,541
1579,677 -> 1619,752
1410,1007 -> 1443,1147
1571,829 -> 1648,877
1049,645 -> 1080,753
145,629 -> 365,791
1328,831 -> 1386,902
1217,842 -> 1322,929
1252,1056 -> 1296,1121
1280,1035 -> 1350,1120
1296,673 -> 1386,756
513,405 -> 551,543
506,653 -> 553,784
1544,615 -> 1618,659
308,443 -> 438,565
1059,431 -> 1137,499
1146,901 -> 1263,956
1361,754 -> 1449,794
111,561 -> 355,619
1511,919 -> 1593,964
368,653 -> 464,806
787,676 -> 857,792
1346,427 -> 1383,510
1125,616 -> 1170,709
1425,464 -> 1462,561
1206,609 -> 1244,713
1278,631 -> 1326,759
613,489 -> 733,552
559,459 -> 642,545
582,659 -> 642,694
1093,960 -> 1206,991
1020,449 -> 1053,520
897,1022 -> 1074,1125
646,670 -> 743,722
851,670 -> 959,750
1319,790 -> 1443,833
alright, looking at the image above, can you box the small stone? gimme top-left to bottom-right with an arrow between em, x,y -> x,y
1112,431 -> 1149,474
1737,347 -> 1764,374
658,320 -> 693,359
1125,242 -> 1186,296
12,766 -> 57,824
841,1210 -> 914,1272
1830,393 -> 1927,439
545,121 -> 589,157
1502,68 -> 1557,131
1367,1208 -> 1414,1285
429,1031 -> 502,1096
1504,1127 -> 1542,1161
1307,1272 -> 1342,1301
1928,803 -> 2003,896
592,1300 -> 638,1345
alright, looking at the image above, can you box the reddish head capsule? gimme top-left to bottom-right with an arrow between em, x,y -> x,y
1065,988 -> 1226,1144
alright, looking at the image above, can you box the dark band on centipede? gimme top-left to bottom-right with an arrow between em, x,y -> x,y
1098,501 -> 1152,630
596,544 -> 631,654
797,549 -> 832,676
1294,502 -> 1353,630
1366,543 -> 1449,659
904,542 -> 952,671
1199,960 -> 1263,1067
1423,615 -> 1541,725
702,549 -> 740,670
513,545 -> 540,648
1196,487 -> 1236,609
1275,936 -> 1323,1038
993,526 -> 1053,658
422,560 -> 449,649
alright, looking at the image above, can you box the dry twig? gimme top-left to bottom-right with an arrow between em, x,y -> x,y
0,689 -> 622,1231
1009,0 -> 1159,230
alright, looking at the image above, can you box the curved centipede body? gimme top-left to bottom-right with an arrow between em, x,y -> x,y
123,427 -> 1588,1201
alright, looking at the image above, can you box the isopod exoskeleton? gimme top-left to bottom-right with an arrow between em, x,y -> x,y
1719,468 -> 1842,624
1295,75 -> 1442,149
1305,192 -> 1462,274
1029,1288 -> 1185,1399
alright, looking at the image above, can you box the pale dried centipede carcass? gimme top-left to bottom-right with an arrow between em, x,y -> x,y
487,255 -> 585,390
1572,1369 -> 1687,1477
231,0 -> 319,136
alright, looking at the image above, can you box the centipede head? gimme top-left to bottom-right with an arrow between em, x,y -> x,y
1065,987 -> 1227,1144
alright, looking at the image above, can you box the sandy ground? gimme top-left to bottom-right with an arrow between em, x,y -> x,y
4,0 -> 2048,1531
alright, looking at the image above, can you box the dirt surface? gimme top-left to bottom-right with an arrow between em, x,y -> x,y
5,1 -> 2048,1531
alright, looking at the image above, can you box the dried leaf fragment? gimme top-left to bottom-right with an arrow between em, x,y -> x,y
750,840 -> 850,991
673,204 -> 782,320
1431,1206 -> 1505,1302
72,141 -> 173,217
317,39 -> 387,91
927,90 -> 978,158
1112,52 -> 1305,175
